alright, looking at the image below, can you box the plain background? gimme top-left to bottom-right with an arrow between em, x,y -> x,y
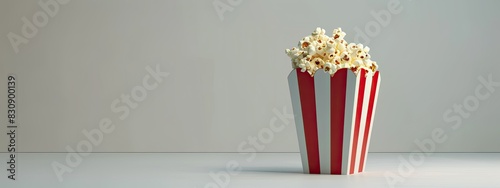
0,0 -> 499,153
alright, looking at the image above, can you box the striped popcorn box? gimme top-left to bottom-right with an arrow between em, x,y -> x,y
288,68 -> 381,175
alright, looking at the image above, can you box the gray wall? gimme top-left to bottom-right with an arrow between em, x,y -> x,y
0,0 -> 499,152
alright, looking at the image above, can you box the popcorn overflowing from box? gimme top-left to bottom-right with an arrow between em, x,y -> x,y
286,27 -> 381,175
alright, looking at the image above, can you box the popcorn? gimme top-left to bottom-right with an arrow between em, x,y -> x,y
285,27 -> 378,77
307,45 -> 317,56
285,27 -> 378,76
333,56 -> 342,65
367,59 -> 378,72
340,51 -> 350,62
298,59 -> 309,72
336,41 -> 347,51
347,43 -> 360,53
312,27 -> 326,37
307,59 -> 319,75
332,28 -> 346,40
324,62 -> 338,75
299,37 -> 312,50
311,57 -> 325,69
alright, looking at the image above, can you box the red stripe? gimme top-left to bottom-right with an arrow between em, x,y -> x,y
358,71 -> 379,172
330,69 -> 347,174
349,70 -> 367,174
296,69 -> 320,174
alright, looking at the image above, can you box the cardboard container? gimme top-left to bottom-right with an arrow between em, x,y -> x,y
288,68 -> 381,175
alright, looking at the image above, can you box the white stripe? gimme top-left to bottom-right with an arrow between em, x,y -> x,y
314,71 -> 331,174
354,71 -> 372,173
341,71 -> 357,175
360,72 -> 381,172
288,70 -> 309,174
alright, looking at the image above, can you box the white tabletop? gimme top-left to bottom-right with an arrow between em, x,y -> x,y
1,153 -> 499,187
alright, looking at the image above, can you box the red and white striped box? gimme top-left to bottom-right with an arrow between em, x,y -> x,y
288,68 -> 381,175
